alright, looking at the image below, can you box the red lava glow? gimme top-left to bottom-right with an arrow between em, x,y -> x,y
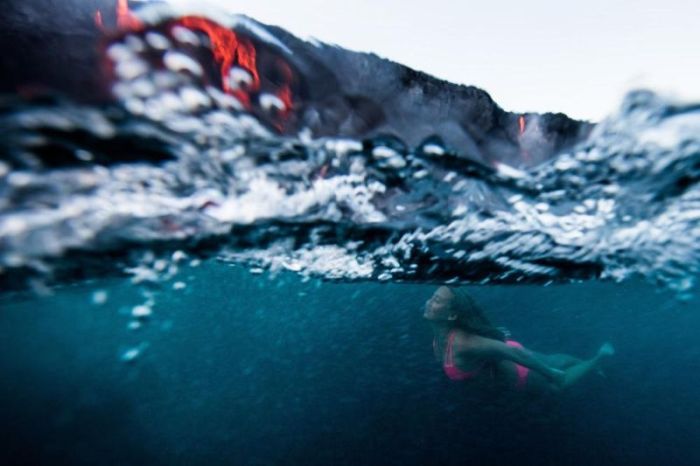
116,0 -> 142,30
517,115 -> 531,162
275,60 -> 294,117
100,7 -> 295,128
277,85 -> 293,115
94,1 -> 142,31
175,16 -> 260,107
94,10 -> 104,30
172,16 -> 295,120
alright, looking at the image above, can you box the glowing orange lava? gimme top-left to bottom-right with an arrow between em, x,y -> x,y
278,85 -> 293,115
94,1 -> 142,31
518,115 -> 526,136
116,0 -> 142,30
275,60 -> 294,116
175,16 -> 260,107
99,6 -> 295,127
94,10 -> 104,30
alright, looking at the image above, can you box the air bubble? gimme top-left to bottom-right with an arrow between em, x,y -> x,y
228,67 -> 253,90
91,290 -> 108,305
372,146 -> 398,159
132,304 -> 152,319
124,35 -> 145,53
180,87 -> 211,111
163,51 -> 203,76
259,93 -> 286,114
107,43 -> 133,62
171,26 -> 200,46
120,345 -> 146,363
145,32 -> 170,50
115,58 -> 148,80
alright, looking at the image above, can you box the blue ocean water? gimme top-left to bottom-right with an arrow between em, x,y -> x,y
2,262 -> 699,465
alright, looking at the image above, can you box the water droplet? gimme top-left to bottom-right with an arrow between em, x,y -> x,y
228,67 -> 253,90
132,304 -> 152,319
452,205 -> 467,216
171,26 -> 201,46
8,172 -> 32,187
130,78 -> 156,97
172,250 -> 187,262
128,320 -> 142,330
163,51 -> 203,76
371,146 -> 398,159
443,171 -> 457,182
145,32 -> 170,50
124,98 -> 146,115
75,149 -> 94,162
91,290 -> 108,305
422,143 -> 445,156
124,35 -> 145,53
179,87 -> 211,111
120,346 -> 143,363
107,43 -> 133,62
115,58 -> 148,80
386,155 -> 407,168
259,93 -> 286,114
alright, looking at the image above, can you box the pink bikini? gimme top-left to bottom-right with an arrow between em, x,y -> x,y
441,329 -> 530,389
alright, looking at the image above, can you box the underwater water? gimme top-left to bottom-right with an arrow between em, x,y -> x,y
2,263 -> 700,465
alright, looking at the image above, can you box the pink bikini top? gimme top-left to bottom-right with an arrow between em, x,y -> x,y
441,329 -> 486,381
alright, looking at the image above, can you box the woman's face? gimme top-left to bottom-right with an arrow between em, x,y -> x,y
423,286 -> 457,321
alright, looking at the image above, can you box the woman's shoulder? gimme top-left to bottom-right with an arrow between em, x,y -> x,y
451,329 -> 487,348
452,330 -> 505,354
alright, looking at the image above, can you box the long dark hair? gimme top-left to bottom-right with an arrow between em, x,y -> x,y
449,288 -> 506,341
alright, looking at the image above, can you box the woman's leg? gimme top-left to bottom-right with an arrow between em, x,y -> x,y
498,343 -> 614,392
534,352 -> 583,369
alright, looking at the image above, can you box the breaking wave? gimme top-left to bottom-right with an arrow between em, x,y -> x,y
1,5 -> 699,293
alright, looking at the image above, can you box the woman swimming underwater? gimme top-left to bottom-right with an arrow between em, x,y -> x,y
425,286 -> 615,391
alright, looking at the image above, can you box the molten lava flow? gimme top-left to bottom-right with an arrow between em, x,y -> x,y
275,60 -> 294,116
94,10 -> 104,30
116,0 -> 142,30
517,115 -> 531,163
277,85 -> 293,116
94,1 -> 142,31
101,10 -> 295,128
175,17 -> 260,108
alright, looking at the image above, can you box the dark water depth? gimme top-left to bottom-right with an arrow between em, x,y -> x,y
2,263 -> 699,465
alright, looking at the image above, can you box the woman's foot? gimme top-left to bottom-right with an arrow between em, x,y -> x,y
594,343 -> 615,377
597,342 -> 615,358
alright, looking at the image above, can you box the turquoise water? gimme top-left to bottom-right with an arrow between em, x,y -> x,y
2,262 -> 699,465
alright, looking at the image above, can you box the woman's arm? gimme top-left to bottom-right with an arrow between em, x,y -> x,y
468,337 -> 565,383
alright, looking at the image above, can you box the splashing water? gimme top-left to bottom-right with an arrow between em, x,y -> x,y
1,5 -> 699,294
